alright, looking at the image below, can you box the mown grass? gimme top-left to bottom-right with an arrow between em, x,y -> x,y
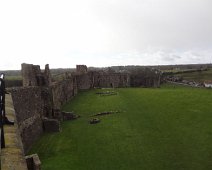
29,85 -> 212,170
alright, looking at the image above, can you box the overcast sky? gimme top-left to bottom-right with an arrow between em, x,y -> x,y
0,0 -> 212,70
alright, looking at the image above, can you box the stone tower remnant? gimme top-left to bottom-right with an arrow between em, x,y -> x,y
76,65 -> 88,74
22,63 -> 52,87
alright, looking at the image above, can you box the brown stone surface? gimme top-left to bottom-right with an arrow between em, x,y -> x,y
43,118 -> 60,132
1,94 -> 28,170
25,154 -> 41,170
11,77 -> 78,152
62,111 -> 80,121
92,72 -> 130,88
76,73 -> 93,89
22,63 -> 52,87
51,77 -> 78,110
76,71 -> 130,89
76,65 -> 88,74
11,87 -> 51,153
130,68 -> 161,87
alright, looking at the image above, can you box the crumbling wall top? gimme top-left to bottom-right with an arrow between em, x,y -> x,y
76,65 -> 88,74
21,63 -> 52,87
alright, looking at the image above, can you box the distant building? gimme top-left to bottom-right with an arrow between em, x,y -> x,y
204,81 -> 212,88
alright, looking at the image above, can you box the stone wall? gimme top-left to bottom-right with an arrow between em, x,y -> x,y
93,72 -> 130,88
11,87 -> 53,153
75,71 -> 130,89
51,77 -> 78,110
130,68 -> 161,87
11,63 -> 161,154
11,77 -> 78,152
76,73 -> 93,90
1,94 -> 28,169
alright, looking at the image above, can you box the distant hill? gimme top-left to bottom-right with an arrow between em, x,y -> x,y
0,70 -> 21,77
174,69 -> 212,83
1,63 -> 212,77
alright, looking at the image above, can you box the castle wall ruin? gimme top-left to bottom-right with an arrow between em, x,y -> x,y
76,65 -> 88,74
92,72 -> 130,88
22,63 -> 51,87
75,70 -> 130,90
11,80 -> 78,152
130,68 -> 161,88
76,73 -> 93,90
11,63 -> 161,153
51,77 -> 78,110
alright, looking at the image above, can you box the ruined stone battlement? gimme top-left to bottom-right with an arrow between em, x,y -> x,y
22,63 -> 52,87
11,63 -> 161,155
76,65 -> 88,74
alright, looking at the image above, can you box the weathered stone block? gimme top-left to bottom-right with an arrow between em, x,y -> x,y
62,111 -> 80,121
25,154 -> 41,170
89,118 -> 100,124
76,65 -> 88,74
43,118 -> 61,132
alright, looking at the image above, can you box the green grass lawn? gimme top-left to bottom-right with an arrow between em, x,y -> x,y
176,69 -> 212,82
29,84 -> 212,170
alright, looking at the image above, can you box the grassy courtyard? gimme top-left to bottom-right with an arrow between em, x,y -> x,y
29,84 -> 212,170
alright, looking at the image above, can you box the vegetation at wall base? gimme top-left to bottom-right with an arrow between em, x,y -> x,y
29,84 -> 212,170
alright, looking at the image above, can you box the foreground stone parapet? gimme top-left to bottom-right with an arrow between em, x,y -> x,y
11,87 -> 49,153
1,94 -> 28,170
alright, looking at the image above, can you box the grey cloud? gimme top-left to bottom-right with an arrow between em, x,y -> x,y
92,0 -> 212,51
0,0 -> 211,69
161,54 -> 182,62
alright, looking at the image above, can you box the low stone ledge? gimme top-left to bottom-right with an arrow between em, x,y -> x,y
89,118 -> 100,124
53,109 -> 80,121
91,110 -> 120,117
96,91 -> 118,96
25,153 -> 41,170
62,111 -> 80,121
42,118 -> 61,132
